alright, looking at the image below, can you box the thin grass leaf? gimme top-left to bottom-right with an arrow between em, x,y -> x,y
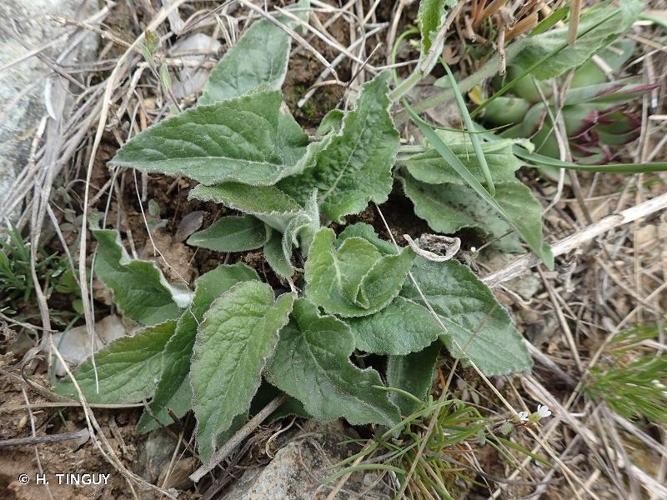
515,147 -> 667,173
531,6 -> 570,35
403,101 -> 554,268
640,12 -> 667,30
493,437 -> 551,466
442,63 -> 495,196
326,463 -> 407,483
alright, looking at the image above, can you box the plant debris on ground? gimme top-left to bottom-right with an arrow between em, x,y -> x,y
1,0 -> 666,499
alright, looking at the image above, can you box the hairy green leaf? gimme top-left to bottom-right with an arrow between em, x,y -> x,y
112,91 -> 317,187
265,299 -> 400,426
305,228 -> 414,317
279,73 -> 400,222
417,0 -> 455,73
190,182 -> 302,232
514,0 -> 643,80
264,231 -> 294,278
418,0 -> 448,53
401,258 -> 533,375
92,229 -> 187,325
338,223 -> 397,255
137,264 -> 258,432
55,320 -> 177,403
404,140 -> 522,185
387,342 -> 440,415
199,0 -> 310,105
401,175 -> 546,254
187,215 -> 269,252
349,296 -> 441,355
191,281 -> 294,463
404,103 -> 554,267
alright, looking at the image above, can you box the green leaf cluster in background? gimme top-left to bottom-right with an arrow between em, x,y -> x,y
513,0 -> 643,81
398,139 -> 547,254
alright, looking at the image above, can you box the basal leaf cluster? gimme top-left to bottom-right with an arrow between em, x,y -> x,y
56,0 -> 645,466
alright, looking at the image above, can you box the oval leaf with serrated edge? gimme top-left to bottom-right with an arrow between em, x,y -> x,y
305,228 -> 414,317
278,73 -> 400,223
401,175 -> 545,254
55,320 -> 177,403
349,296 -> 441,355
92,229 -> 187,325
265,299 -> 400,427
199,0 -> 310,105
187,215 -> 268,252
112,92 -> 315,187
404,140 -> 522,185
191,281 -> 295,463
401,258 -> 533,375
137,264 -> 259,433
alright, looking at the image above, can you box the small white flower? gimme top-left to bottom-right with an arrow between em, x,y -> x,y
517,411 -> 529,422
536,404 -> 552,419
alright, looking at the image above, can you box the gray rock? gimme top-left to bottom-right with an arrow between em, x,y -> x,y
169,33 -> 221,99
0,0 -> 98,201
223,422 -> 392,499
138,429 -> 178,484
46,314 -> 131,376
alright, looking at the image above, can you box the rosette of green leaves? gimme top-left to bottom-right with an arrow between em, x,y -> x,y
483,31 -> 653,164
56,225 -> 533,464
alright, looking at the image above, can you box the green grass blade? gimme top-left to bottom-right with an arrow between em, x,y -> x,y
404,101 -> 554,268
515,148 -> 667,173
531,6 -> 570,35
640,12 -> 667,31
390,27 -> 420,88
442,63 -> 495,196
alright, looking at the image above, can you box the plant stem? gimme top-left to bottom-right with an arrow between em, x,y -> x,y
389,69 -> 424,102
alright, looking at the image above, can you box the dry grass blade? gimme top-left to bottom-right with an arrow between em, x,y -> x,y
1,1 -> 665,498
0,429 -> 89,448
189,395 -> 287,482
483,192 -> 667,287
567,0 -> 583,46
